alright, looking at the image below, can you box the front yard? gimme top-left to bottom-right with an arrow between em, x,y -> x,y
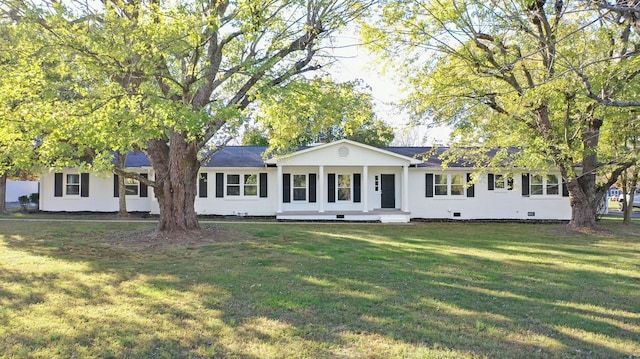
0,219 -> 638,358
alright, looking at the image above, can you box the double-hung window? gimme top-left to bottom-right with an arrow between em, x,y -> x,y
66,174 -> 80,195
338,174 -> 351,201
434,174 -> 448,196
450,174 -> 464,196
244,175 -> 258,196
293,174 -> 307,201
226,175 -> 241,196
125,178 -> 139,196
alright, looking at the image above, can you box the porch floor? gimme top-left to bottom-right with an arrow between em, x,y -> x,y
276,209 -> 411,223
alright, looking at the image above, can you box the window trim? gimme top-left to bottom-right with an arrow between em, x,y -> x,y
432,173 -> 466,197
65,173 -> 80,196
292,174 -> 307,201
337,174 -> 352,201
224,173 -> 264,198
530,173 -> 561,196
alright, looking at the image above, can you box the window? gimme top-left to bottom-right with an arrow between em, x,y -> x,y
227,174 -> 240,196
530,174 -> 560,196
66,174 -> 80,195
125,178 -> 139,196
434,174 -> 448,196
495,174 -> 505,190
293,174 -> 306,201
244,174 -> 258,196
546,175 -> 559,195
338,174 -> 351,201
450,174 -> 464,196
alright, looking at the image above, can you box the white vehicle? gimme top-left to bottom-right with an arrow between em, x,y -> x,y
618,193 -> 640,209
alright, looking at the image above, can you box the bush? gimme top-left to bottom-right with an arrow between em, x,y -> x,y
29,193 -> 39,204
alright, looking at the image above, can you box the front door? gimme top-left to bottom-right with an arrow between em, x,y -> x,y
380,174 -> 395,208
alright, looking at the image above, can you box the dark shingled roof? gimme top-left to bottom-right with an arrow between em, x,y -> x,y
204,146 -> 269,168
121,145 -> 516,168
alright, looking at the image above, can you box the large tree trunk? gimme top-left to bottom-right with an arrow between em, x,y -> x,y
147,132 -> 201,233
116,153 -> 129,218
566,117 -> 602,231
0,172 -> 7,214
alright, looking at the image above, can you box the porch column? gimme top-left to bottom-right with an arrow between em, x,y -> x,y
362,166 -> 369,212
277,165 -> 283,213
402,165 -> 409,212
319,165 -> 325,212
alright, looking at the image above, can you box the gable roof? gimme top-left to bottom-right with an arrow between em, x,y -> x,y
264,139 -> 423,166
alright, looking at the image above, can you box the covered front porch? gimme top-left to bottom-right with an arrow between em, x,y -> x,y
265,140 -> 422,223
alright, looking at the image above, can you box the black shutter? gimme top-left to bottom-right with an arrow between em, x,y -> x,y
199,173 -> 208,198
562,179 -> 569,197
354,173 -> 361,203
216,173 -> 224,198
328,173 -> 336,203
522,173 -> 530,197
488,173 -> 494,190
259,173 -> 268,198
54,173 -> 63,197
467,173 -> 475,198
507,177 -> 514,191
113,174 -> 119,197
80,173 -> 90,197
139,174 -> 148,197
282,173 -> 291,203
425,173 -> 434,198
309,173 -> 317,203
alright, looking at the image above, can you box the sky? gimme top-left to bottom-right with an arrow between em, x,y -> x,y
325,31 -> 452,146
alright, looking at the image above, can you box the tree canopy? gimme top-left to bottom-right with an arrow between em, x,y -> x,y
244,78 -> 393,151
2,0 -> 375,232
363,0 -> 640,229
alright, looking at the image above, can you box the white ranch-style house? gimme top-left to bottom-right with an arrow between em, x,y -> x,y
39,139 -> 571,223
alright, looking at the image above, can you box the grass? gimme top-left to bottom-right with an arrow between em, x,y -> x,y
1,218 -> 639,358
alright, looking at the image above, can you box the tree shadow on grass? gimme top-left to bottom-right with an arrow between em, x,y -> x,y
1,221 -> 639,358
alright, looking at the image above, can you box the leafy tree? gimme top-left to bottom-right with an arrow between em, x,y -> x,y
5,0 -> 373,233
241,128 -> 270,146
364,0 -> 639,230
255,78 -> 394,153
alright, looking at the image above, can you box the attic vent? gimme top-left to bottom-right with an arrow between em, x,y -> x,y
338,146 -> 349,157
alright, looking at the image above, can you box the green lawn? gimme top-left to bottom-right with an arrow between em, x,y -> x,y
1,219 -> 639,358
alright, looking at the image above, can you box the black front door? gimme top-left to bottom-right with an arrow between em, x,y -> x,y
380,174 -> 395,208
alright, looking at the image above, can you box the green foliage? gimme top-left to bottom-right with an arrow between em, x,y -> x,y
255,78 -> 394,154
363,0 -> 640,227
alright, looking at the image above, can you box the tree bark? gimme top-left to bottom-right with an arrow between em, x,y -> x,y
566,117 -> 602,231
147,132 -> 201,233
0,172 -> 7,214
116,153 -> 129,218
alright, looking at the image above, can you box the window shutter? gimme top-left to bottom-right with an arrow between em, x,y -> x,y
354,173 -> 361,203
80,173 -> 90,197
562,179 -> 569,197
54,173 -> 63,197
139,174 -> 148,198
507,177 -> 514,191
215,173 -> 224,198
259,173 -> 268,198
467,173 -> 475,198
113,175 -> 119,197
309,173 -> 317,203
199,173 -> 208,198
522,173 -> 530,197
487,173 -> 494,190
328,173 -> 336,203
425,173 -> 434,198
282,173 -> 291,203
